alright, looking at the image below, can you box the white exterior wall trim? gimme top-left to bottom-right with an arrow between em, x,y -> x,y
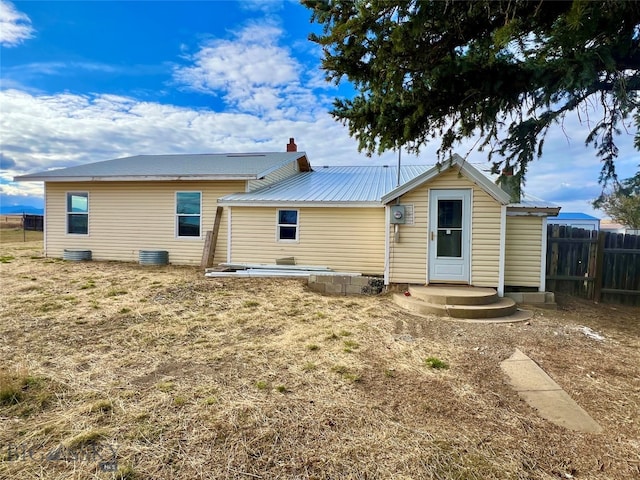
469,188 -> 474,285
384,205 -> 390,285
498,205 -> 507,297
227,207 -> 232,264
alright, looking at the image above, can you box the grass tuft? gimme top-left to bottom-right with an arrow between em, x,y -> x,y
425,356 -> 449,370
65,429 -> 108,449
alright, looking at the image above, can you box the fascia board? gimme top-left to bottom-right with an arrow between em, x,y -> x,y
14,174 -> 257,182
217,200 -> 383,208
507,206 -> 561,216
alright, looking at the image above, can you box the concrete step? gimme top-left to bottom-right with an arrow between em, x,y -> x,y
393,293 -> 518,319
408,285 -> 498,306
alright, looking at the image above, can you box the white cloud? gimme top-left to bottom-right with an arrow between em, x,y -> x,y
173,20 -> 328,119
0,0 -> 35,47
238,0 -> 284,14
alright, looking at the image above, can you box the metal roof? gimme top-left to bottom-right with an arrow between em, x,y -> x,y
219,165 -> 431,206
507,193 -> 561,215
14,152 -> 309,182
552,212 -> 599,220
381,154 -> 512,205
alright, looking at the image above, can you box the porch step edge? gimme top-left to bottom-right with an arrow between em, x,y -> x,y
409,285 -> 498,306
392,294 -> 518,319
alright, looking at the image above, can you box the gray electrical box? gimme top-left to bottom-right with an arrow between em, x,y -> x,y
390,205 -> 406,224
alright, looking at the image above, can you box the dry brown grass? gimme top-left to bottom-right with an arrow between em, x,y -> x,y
0,215 -> 43,244
1,239 -> 639,479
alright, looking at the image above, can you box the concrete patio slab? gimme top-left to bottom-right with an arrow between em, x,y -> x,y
500,349 -> 602,433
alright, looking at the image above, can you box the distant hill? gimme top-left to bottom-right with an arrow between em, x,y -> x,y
0,205 -> 44,215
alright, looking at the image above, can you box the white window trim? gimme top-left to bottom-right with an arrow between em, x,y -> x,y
276,208 -> 299,243
66,191 -> 89,236
175,191 -> 203,239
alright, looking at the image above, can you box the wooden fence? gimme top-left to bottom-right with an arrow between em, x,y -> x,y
546,225 -> 640,306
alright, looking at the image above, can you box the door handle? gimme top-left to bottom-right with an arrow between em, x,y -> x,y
430,231 -> 434,241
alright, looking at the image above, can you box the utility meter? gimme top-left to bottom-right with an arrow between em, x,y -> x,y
390,205 -> 406,224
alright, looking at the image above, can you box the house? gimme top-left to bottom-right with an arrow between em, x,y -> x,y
547,212 -> 600,231
600,220 -> 640,235
15,139 -> 560,296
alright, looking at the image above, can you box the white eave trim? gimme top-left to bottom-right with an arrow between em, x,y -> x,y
381,154 -> 511,205
14,174 -> 258,182
507,206 -> 561,216
216,200 -> 383,208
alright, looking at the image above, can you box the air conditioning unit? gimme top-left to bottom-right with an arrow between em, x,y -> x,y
390,205 -> 406,224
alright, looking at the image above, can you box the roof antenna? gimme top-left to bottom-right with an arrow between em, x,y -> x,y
396,145 -> 402,188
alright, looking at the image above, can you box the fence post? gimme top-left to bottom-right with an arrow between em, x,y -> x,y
593,231 -> 606,303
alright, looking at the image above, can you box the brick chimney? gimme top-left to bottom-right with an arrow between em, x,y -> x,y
286,138 -> 297,152
499,166 -> 520,202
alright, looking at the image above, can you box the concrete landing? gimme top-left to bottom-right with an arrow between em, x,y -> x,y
392,285 -> 531,322
500,349 -> 602,433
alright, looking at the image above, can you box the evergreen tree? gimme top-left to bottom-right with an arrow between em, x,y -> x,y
305,0 -> 640,195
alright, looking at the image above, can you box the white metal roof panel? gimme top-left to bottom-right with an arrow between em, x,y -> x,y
14,152 -> 308,181
219,165 -> 431,204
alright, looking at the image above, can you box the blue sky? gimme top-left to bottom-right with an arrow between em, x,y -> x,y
1,0 -> 637,217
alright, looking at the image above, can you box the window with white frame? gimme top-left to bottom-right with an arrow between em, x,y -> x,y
277,209 -> 298,241
67,192 -> 89,235
176,192 -> 201,237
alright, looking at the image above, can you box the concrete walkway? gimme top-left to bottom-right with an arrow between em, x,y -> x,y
500,349 -> 602,433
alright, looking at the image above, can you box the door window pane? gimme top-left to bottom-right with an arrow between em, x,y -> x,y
437,230 -> 462,257
438,200 -> 462,228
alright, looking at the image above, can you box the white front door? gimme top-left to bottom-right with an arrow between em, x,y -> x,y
428,189 -> 471,283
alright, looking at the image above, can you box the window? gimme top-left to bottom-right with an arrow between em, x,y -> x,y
277,209 -> 298,241
176,192 -> 201,237
67,192 -> 88,235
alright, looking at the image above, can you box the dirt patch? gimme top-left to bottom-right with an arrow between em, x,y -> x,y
0,240 -> 639,479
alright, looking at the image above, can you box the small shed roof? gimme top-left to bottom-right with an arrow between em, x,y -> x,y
14,152 -> 310,182
219,165 -> 430,206
507,193 -> 561,216
552,212 -> 599,221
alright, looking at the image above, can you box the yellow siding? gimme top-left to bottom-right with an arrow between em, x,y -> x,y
231,207 -> 385,274
247,161 -> 298,191
505,215 -> 542,287
45,181 -> 245,265
389,167 -> 502,286
388,188 -> 428,284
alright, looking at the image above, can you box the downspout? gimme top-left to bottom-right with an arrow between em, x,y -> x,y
497,205 -> 506,297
